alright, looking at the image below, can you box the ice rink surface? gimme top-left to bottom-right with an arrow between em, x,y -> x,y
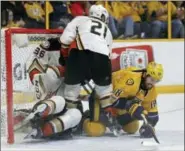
1,94 -> 184,151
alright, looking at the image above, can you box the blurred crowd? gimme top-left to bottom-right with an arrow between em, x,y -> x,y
1,1 -> 185,39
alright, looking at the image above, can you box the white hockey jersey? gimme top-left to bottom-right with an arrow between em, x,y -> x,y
26,38 -> 61,76
60,16 -> 113,57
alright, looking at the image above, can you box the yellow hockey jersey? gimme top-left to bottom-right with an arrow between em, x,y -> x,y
112,68 -> 158,114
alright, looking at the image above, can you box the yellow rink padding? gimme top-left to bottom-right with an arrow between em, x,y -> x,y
1,85 -> 184,105
1,91 -> 35,105
156,85 -> 184,94
80,85 -> 184,96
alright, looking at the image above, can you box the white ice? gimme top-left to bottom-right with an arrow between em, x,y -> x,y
1,94 -> 184,151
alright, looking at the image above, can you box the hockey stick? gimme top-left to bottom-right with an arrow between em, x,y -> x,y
14,111 -> 36,131
141,114 -> 160,144
14,105 -> 46,131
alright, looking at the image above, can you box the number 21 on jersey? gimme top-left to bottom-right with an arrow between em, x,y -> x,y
90,20 -> 107,38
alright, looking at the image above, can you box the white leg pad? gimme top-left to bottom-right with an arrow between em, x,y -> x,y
64,84 -> 81,101
49,96 -> 66,114
33,73 -> 62,101
58,109 -> 82,130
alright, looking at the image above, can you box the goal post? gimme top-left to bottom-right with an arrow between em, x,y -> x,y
1,28 -> 63,144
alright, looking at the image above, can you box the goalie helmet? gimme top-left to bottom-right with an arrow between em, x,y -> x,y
89,5 -> 109,24
146,62 -> 164,81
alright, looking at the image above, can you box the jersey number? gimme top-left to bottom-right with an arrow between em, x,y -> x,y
34,47 -> 45,58
151,100 -> 157,108
90,20 -> 107,38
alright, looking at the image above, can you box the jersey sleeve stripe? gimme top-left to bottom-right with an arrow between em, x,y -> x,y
76,33 -> 84,50
61,42 -> 70,48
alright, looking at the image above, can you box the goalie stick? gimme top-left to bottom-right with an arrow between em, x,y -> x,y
14,104 -> 46,131
141,114 -> 160,144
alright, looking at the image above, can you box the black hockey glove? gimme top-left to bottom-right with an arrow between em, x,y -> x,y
59,48 -> 69,66
139,124 -> 154,138
59,53 -> 66,66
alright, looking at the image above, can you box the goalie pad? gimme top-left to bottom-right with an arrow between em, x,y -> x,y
33,96 -> 66,118
14,96 -> 66,131
32,67 -> 63,101
41,108 -> 82,137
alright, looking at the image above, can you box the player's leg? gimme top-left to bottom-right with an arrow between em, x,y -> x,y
89,51 -> 122,134
117,113 -> 139,134
14,96 -> 67,131
64,48 -> 88,112
32,96 -> 66,118
89,51 -> 114,109
14,64 -> 65,130
83,90 -> 106,137
26,108 -> 82,139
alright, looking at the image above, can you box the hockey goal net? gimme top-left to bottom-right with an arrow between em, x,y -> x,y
1,28 -> 63,144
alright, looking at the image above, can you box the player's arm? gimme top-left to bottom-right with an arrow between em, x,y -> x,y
142,99 -> 159,127
139,99 -> 158,138
105,27 -> 113,57
60,17 -> 81,48
59,17 -> 82,65
111,71 -> 147,119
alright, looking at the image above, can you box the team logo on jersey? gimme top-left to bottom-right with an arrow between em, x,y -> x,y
126,79 -> 134,85
41,40 -> 50,49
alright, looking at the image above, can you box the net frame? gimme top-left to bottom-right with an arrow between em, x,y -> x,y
3,28 -> 63,144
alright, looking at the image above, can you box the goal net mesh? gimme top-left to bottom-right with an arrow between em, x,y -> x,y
1,28 -> 63,143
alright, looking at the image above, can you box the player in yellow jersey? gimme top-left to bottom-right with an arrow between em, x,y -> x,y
83,62 -> 164,138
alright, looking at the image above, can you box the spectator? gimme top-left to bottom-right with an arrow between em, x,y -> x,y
139,2 -> 152,38
50,1 -> 72,29
127,2 -> 146,38
1,1 -> 26,28
172,1 -> 184,38
23,1 -> 53,28
99,1 -> 141,39
69,1 -> 88,17
147,1 -> 184,38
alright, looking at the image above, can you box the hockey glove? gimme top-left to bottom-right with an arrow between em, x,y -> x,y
139,123 -> 155,138
125,99 -> 148,120
59,48 -> 69,66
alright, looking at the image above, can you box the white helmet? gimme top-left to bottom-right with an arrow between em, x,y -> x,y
89,5 -> 109,23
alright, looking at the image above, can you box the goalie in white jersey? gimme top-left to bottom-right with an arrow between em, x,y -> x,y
60,5 -> 114,114
14,37 -> 82,139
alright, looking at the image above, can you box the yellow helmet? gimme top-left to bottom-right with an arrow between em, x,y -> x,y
146,62 -> 164,81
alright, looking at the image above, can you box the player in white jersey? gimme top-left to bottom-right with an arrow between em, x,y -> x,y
14,38 -> 83,139
59,5 -> 114,115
